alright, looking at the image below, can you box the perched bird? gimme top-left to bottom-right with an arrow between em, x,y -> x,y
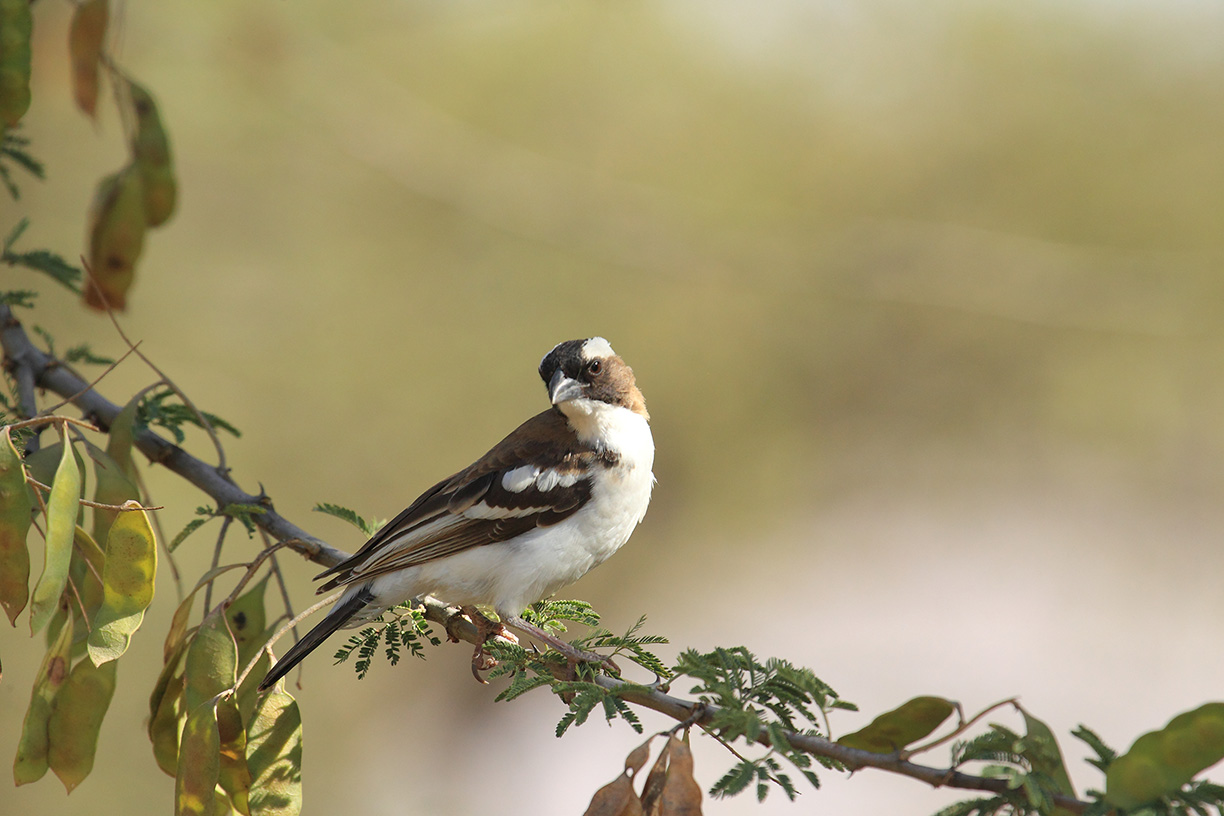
259,337 -> 654,691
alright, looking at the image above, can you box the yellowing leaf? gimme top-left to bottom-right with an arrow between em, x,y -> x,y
185,610 -> 238,713
177,699 -> 221,816
68,0 -> 108,118
88,502 -> 157,664
0,427 -> 33,625
30,438 -> 82,636
837,696 -> 956,754
1106,702 -> 1224,810
13,615 -> 74,785
47,656 -> 117,792
85,165 -> 146,312
246,690 -> 302,816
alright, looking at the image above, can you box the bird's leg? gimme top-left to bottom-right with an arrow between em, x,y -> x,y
456,606 -> 518,683
502,614 -> 619,675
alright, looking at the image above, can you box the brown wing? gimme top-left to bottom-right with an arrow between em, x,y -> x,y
315,409 -> 601,591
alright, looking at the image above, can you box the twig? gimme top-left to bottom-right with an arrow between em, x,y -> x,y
0,304 -> 349,569
39,343 -> 139,418
259,528 -> 300,649
6,415 -> 100,433
24,476 -> 162,511
203,516 -> 233,614
901,697 -> 1019,760
235,592 -> 342,691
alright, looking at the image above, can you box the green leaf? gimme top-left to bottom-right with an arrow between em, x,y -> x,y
0,426 -> 33,624
246,689 -> 303,816
312,502 -> 380,537
1020,707 -> 1077,816
837,696 -> 956,754
88,503 -> 158,664
177,699 -> 221,816
170,517 -> 209,552
47,656 -> 117,792
30,438 -> 82,635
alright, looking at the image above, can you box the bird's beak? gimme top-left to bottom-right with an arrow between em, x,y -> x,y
548,369 -> 585,405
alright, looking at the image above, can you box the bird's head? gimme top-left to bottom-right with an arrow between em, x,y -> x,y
538,337 -> 648,421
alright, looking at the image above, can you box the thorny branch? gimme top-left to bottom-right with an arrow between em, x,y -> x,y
0,303 -> 1090,813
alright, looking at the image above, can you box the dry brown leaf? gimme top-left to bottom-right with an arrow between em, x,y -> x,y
583,774 -> 643,816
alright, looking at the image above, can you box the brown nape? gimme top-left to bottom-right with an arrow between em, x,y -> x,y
601,356 -> 649,419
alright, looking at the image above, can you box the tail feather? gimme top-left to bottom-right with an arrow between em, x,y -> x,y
257,587 -> 373,692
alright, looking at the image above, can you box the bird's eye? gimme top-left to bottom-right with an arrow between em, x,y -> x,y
587,359 -> 602,377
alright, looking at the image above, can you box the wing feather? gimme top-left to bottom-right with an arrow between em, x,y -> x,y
316,409 -> 605,592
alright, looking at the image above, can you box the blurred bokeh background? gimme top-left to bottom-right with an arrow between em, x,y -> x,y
6,0 -> 1224,813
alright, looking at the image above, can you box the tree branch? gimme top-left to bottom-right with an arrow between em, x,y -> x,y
1,302 -> 1090,813
0,304 -> 348,569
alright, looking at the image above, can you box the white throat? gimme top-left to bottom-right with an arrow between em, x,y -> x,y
559,399 -> 653,462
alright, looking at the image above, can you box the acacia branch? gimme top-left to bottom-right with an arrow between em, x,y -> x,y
0,304 -> 347,569
1,303 -> 1089,812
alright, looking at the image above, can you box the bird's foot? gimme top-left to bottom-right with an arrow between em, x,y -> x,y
502,614 -> 620,675
457,606 -> 518,683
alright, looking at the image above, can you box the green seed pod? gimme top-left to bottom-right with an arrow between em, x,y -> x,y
246,689 -> 303,816
85,165 -> 146,311
177,699 -> 221,816
87,501 -> 157,665
0,0 -> 33,128
217,695 -> 253,815
226,574 -> 270,669
46,656 -> 118,792
14,616 -> 75,785
29,437 -> 82,636
127,80 -> 177,226
185,610 -> 238,713
837,696 -> 956,754
1106,703 -> 1224,809
0,427 -> 33,625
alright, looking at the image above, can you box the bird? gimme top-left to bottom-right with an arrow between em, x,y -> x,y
258,337 -> 654,691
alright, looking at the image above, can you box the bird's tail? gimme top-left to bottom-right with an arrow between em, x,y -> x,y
258,585 -> 374,692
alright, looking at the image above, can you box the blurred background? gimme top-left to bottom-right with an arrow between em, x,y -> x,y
6,0 -> 1224,813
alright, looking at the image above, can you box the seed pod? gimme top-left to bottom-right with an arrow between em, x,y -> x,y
0,0 -> 33,128
837,696 -> 956,754
14,616 -> 75,785
0,427 -> 33,625
148,642 -> 187,777
87,501 -> 157,665
246,689 -> 303,816
90,444 -> 140,546
46,656 -> 118,792
127,80 -> 177,226
69,0 -> 108,118
85,165 -> 146,312
185,610 -> 238,713
217,695 -> 253,815
226,574 -> 269,669
29,437 -> 83,636
1106,702 -> 1224,809
177,698 -> 221,816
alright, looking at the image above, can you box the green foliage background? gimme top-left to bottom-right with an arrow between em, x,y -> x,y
6,1 -> 1224,813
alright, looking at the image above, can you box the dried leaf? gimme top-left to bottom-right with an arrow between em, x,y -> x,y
68,0 -> 108,117
13,615 -> 74,785
583,774 -> 643,816
0,427 -> 33,625
177,699 -> 221,816
640,738 -> 672,815
30,438 -> 82,635
246,689 -> 303,816
659,734 -> 702,816
87,501 -> 157,664
47,656 -> 117,792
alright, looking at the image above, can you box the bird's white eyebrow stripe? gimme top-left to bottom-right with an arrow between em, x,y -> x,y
581,337 -> 614,360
